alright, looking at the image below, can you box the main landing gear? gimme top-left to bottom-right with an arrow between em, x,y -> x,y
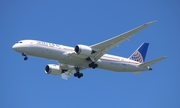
86,57 -> 98,69
73,61 -> 97,79
74,67 -> 83,78
22,53 -> 28,61
89,62 -> 98,69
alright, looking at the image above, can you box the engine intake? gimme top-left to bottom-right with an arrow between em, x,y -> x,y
75,44 -> 95,56
45,64 -> 62,75
45,65 -> 50,74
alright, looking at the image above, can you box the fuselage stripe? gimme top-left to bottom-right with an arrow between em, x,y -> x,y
100,58 -> 140,65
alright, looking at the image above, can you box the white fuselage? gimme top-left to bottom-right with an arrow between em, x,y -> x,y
12,40 -> 149,72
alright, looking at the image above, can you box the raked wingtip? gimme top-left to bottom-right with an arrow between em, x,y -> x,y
163,56 -> 168,59
142,20 -> 157,27
147,20 -> 157,25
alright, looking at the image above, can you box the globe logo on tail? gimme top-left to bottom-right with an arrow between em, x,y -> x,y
130,51 -> 143,63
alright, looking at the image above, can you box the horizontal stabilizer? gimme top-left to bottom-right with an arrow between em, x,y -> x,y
140,56 -> 167,67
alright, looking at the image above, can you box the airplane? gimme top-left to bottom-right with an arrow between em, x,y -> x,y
12,21 -> 167,80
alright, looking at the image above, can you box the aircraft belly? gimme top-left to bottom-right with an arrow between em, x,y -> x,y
24,46 -> 90,67
60,54 -> 89,67
25,46 -> 65,61
97,60 -> 145,72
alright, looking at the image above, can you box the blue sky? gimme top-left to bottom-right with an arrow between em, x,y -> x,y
1,0 -> 180,108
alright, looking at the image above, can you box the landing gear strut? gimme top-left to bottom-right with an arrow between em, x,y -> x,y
22,53 -> 28,61
74,67 -> 83,78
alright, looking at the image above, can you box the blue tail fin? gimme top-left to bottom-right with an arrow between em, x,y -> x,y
129,43 -> 149,63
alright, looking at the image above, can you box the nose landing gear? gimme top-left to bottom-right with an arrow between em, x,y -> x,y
22,53 -> 28,61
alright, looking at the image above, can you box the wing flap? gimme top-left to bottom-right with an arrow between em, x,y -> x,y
60,70 -> 74,80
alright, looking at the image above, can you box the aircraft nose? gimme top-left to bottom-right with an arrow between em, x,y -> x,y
12,43 -> 27,52
12,44 -> 15,49
12,44 -> 18,51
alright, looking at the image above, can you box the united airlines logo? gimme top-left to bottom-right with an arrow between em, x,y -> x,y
130,51 -> 143,63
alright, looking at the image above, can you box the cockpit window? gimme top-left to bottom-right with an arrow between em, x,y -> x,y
16,41 -> 23,43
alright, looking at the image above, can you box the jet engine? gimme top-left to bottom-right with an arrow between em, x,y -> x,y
45,64 -> 62,75
74,44 -> 95,56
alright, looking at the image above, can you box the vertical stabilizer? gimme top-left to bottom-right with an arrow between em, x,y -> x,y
129,43 -> 149,63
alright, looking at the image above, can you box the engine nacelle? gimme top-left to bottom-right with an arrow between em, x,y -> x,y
75,44 -> 94,56
45,64 -> 62,75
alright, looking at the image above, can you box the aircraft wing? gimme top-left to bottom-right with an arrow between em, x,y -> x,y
90,21 -> 156,61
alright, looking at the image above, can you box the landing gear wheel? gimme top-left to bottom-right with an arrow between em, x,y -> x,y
88,62 -> 93,67
74,72 -> 83,78
74,67 -> 83,79
22,53 -> 26,56
92,64 -> 98,69
77,73 -> 83,78
24,56 -> 28,61
22,53 -> 28,61
74,72 -> 78,77
89,62 -> 98,69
